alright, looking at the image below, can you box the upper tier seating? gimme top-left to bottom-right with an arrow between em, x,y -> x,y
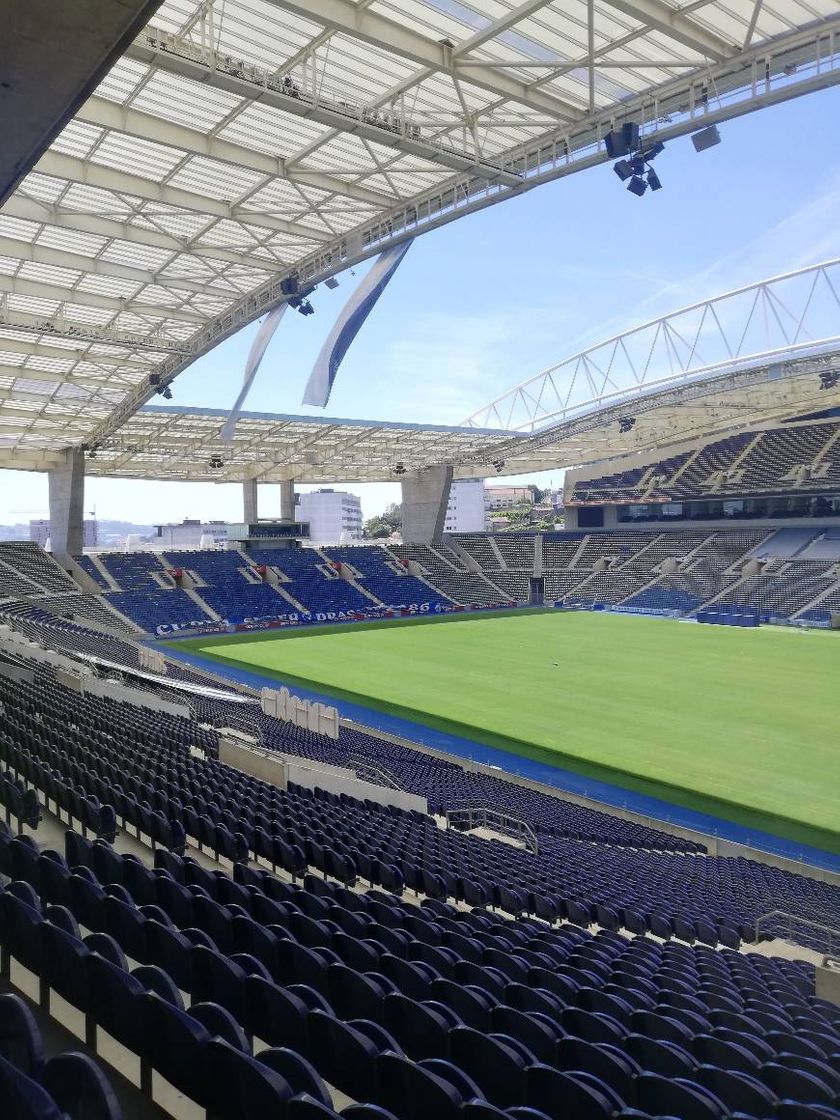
74,553 -> 112,590
0,542 -> 78,594
321,546 -> 451,609
570,423 -> 840,503
493,534 -> 536,569
386,544 -> 508,606
454,535 -> 502,570
97,552 -> 172,591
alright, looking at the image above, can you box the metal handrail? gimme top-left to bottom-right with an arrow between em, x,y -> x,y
446,806 -> 538,855
755,909 -> 840,955
349,756 -> 406,793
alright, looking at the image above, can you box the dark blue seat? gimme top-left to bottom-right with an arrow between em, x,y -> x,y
491,1005 -> 561,1063
0,1053 -> 63,1120
525,1063 -> 614,1119
376,1050 -> 462,1120
41,1052 -> 122,1120
692,1033 -> 759,1075
144,921 -> 193,990
0,888 -> 44,976
257,1046 -> 333,1107
623,1033 -> 696,1077
190,945 -> 248,1021
0,993 -> 43,1077
41,923 -> 90,1012
634,1072 -> 725,1120
205,1037 -> 293,1118
306,1011 -> 378,1101
242,975 -> 307,1050
695,1064 -> 777,1116
383,993 -> 449,1059
555,1036 -> 639,1106
86,955 -> 147,1052
142,992 -> 211,1106
761,1061 -> 836,1107
448,1026 -> 528,1109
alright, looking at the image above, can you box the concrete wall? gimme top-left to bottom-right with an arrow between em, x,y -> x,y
816,959 -> 840,1006
219,738 -> 289,789
82,675 -> 191,719
401,464 -> 453,543
48,448 -> 85,555
288,764 -> 428,814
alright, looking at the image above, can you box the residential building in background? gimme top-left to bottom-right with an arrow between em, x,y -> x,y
485,485 -> 534,509
30,518 -> 97,550
296,489 -> 363,544
443,479 -> 488,533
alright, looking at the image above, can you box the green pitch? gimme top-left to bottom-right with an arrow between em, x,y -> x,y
176,611 -> 840,852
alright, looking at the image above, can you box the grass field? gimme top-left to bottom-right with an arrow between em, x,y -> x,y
176,611 -> 840,852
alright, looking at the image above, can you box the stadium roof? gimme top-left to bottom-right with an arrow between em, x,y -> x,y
0,0 -> 839,475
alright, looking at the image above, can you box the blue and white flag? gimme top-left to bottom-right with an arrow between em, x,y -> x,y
221,303 -> 288,441
303,240 -> 413,408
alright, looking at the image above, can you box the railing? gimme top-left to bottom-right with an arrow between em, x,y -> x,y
446,807 -> 538,855
755,909 -> 840,955
349,757 -> 406,793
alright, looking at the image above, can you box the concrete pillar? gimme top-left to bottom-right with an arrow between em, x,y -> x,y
401,464 -> 453,544
242,478 -> 258,523
48,448 -> 84,555
279,478 -> 295,522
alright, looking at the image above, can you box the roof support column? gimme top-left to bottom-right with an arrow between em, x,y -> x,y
279,478 -> 296,522
243,478 -> 259,523
48,448 -> 85,556
401,464 -> 453,544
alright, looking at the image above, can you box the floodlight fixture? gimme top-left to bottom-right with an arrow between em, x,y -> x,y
691,124 -> 721,152
626,176 -> 647,197
613,160 -> 633,181
639,141 -> 665,161
325,277 -> 340,290
161,385 -> 173,400
618,415 -> 636,433
819,370 -> 839,390
280,277 -> 299,295
646,169 -> 662,191
394,462 -> 406,475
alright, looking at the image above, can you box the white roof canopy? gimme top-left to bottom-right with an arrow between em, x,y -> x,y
0,0 -> 838,472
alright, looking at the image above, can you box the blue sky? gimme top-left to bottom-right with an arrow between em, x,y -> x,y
4,85 -> 840,526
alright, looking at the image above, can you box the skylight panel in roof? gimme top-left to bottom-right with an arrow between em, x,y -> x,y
76,274 -> 140,300
99,241 -> 175,270
19,262 -> 83,288
50,121 -> 104,160
168,157 -> 265,200
17,173 -> 68,207
61,183 -> 134,219
219,106 -> 331,157
97,57 -> 150,103
93,132 -> 185,180
134,209 -> 212,240
0,216 -> 41,243
130,72 -> 244,132
36,227 -> 105,256
0,258 -> 20,277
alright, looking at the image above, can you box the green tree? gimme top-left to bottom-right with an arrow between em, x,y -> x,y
364,502 -> 401,538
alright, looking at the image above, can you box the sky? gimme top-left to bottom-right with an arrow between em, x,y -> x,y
4,84 -> 840,526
